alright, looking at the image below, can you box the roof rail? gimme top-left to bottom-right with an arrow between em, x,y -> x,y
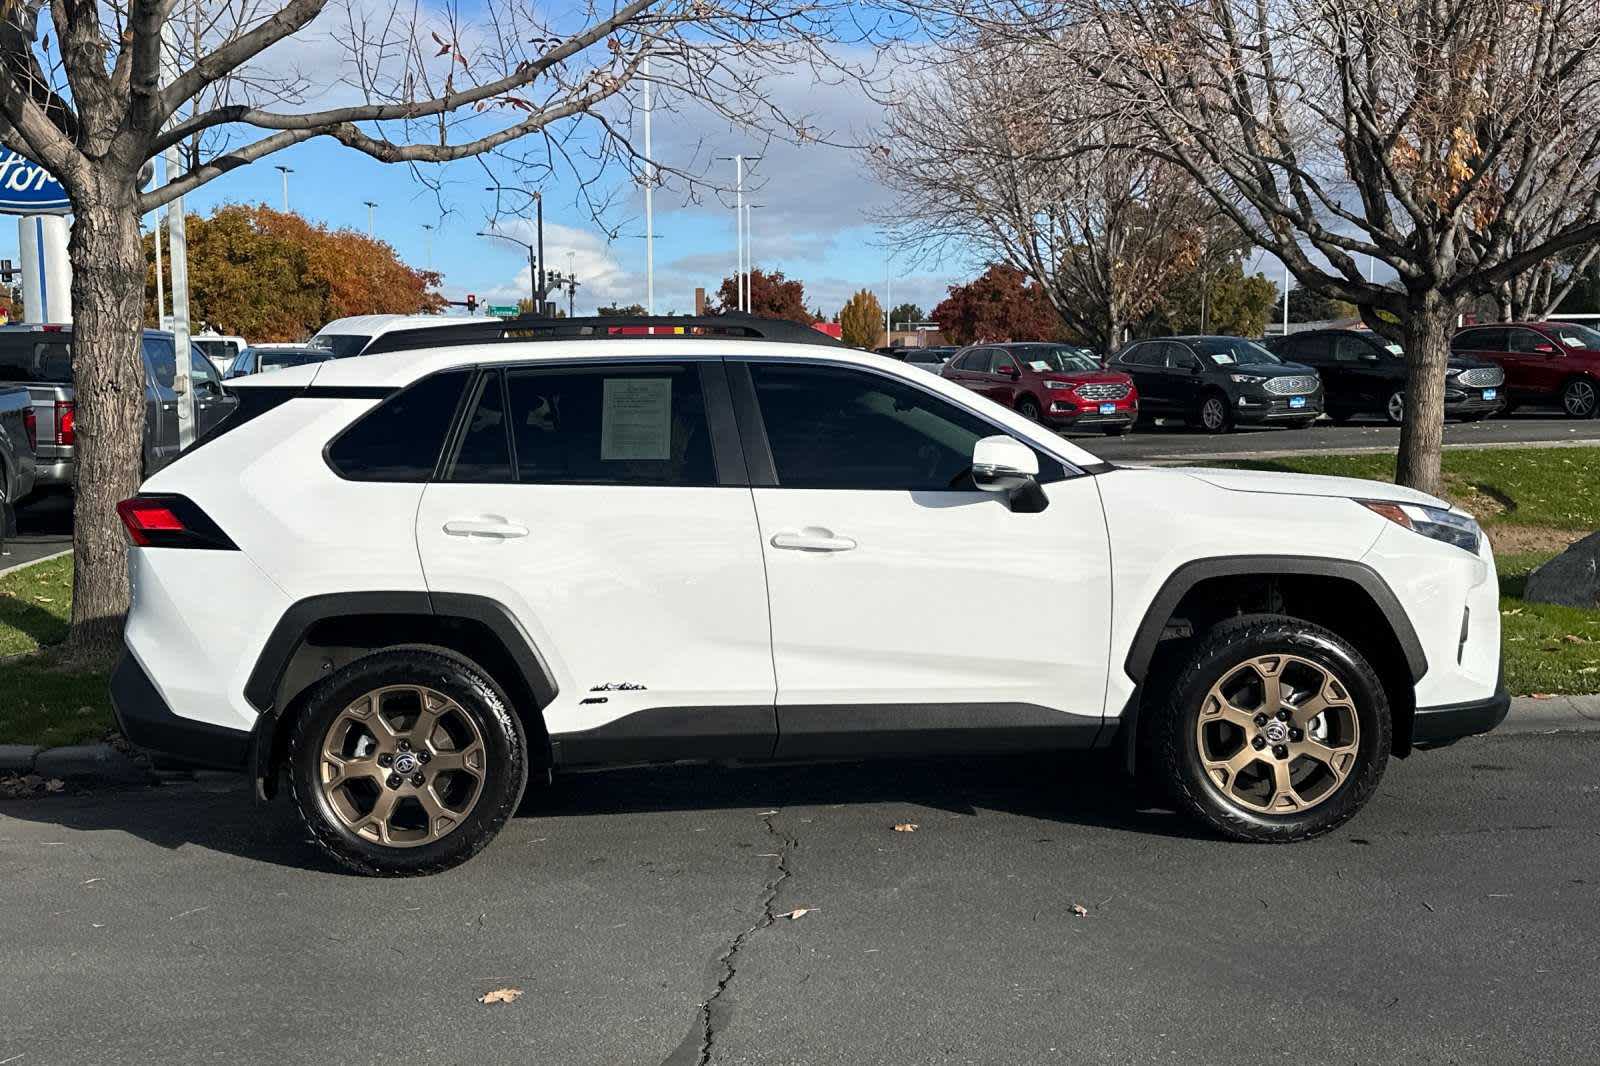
361,312 -> 843,356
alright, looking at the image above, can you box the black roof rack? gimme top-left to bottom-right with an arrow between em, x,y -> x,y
361,312 -> 843,356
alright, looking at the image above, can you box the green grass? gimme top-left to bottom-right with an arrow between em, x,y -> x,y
1496,552 -> 1600,696
0,556 -> 114,748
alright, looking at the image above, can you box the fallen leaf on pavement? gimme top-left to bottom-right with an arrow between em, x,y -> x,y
780,908 -> 811,920
1529,693 -> 1555,700
479,988 -> 523,1005
1071,903 -> 1089,917
892,822 -> 919,833
45,779 -> 65,792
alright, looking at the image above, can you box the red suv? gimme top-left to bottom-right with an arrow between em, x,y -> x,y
941,342 -> 1138,434
1451,321 -> 1600,418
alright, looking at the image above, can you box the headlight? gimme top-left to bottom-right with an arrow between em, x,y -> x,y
1043,380 -> 1076,391
1230,374 -> 1267,384
1360,500 -> 1482,554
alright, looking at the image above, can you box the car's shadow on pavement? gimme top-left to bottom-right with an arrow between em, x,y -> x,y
1,752 -> 1207,874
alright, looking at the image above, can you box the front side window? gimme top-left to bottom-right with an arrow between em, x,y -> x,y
991,352 -> 1019,375
446,363 -> 718,487
1164,343 -> 1201,370
144,336 -> 177,388
1509,329 -> 1553,354
326,369 -> 470,481
749,363 -> 1063,491
1332,336 -> 1373,362
1453,327 -> 1505,351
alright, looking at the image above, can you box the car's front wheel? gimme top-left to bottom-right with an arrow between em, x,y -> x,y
289,648 -> 528,876
1017,396 -> 1042,422
1152,614 -> 1390,843
1385,389 -> 1406,425
1197,394 -> 1233,433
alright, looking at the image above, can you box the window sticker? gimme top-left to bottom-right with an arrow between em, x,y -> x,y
1563,337 -> 1583,348
1028,360 -> 1051,371
601,377 -> 672,460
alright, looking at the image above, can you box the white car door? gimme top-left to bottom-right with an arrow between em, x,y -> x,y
414,359 -> 776,763
731,360 -> 1112,758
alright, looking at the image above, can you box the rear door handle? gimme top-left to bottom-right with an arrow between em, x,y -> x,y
770,527 -> 857,552
443,516 -> 529,539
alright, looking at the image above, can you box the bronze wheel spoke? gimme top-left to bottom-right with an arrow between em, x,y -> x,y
317,683 -> 488,849
1198,652 -> 1362,816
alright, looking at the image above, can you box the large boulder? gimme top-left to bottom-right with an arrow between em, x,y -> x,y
1524,531 -> 1600,609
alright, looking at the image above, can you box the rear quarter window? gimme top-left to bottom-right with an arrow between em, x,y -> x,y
325,370 -> 470,481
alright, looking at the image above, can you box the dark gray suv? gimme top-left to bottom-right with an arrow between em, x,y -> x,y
0,325 -> 237,492
1113,335 -> 1323,433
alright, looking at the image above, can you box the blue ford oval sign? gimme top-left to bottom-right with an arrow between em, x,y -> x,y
0,150 -> 70,214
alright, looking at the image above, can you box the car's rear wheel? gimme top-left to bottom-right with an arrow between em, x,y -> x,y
1562,377 -> 1598,419
1152,614 -> 1390,843
1197,394 -> 1233,433
289,648 -> 527,875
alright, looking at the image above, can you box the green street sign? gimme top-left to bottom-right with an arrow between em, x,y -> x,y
487,304 -> 519,316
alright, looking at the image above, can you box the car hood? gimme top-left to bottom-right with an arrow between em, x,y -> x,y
1037,369 -> 1132,385
1231,362 -> 1314,376
1173,466 -> 1447,508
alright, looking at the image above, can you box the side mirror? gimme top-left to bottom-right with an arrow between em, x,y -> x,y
1000,365 -> 1020,379
972,435 -> 1046,512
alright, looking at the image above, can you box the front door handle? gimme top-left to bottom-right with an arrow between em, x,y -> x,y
770,527 -> 857,553
443,516 -> 529,539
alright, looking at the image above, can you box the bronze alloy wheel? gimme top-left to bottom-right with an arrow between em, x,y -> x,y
319,685 -> 487,847
1194,653 -> 1361,815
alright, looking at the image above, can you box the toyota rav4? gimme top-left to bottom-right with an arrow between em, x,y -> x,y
110,315 -> 1508,875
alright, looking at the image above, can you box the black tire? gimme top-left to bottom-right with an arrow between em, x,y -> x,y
1101,424 -> 1132,436
1150,614 -> 1391,843
1325,408 -> 1352,425
1561,376 -> 1598,419
1283,419 -> 1316,430
1196,392 -> 1233,433
1017,396 -> 1042,422
289,647 -> 528,876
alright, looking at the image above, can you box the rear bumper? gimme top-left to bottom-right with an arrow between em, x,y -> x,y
30,457 -> 73,488
110,652 -> 252,771
1412,666 -> 1510,748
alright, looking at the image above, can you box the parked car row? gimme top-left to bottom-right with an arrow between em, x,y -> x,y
911,322 -> 1599,434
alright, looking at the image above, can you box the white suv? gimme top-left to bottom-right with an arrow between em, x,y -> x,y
110,316 -> 1508,875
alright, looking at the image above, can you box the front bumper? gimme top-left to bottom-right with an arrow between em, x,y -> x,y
1444,391 -> 1503,417
1234,393 -> 1323,422
1412,665 -> 1510,748
110,652 -> 253,771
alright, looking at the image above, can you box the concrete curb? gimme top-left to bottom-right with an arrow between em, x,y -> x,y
1120,438 -> 1600,466
0,547 -> 72,579
1497,695 -> 1600,734
1,742 -> 154,784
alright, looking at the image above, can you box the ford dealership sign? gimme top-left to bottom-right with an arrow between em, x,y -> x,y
0,150 -> 70,214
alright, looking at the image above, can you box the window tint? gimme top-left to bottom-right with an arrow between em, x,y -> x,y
1119,344 -> 1156,367
1509,329 -> 1551,353
326,369 -> 470,481
447,372 -> 514,483
190,349 -> 220,386
750,363 -> 1063,491
144,336 -> 176,388
1332,336 -> 1371,362
964,349 -> 993,372
0,335 -> 74,384
991,351 -> 1018,374
1454,327 -> 1506,351
486,363 -> 717,486
1165,343 -> 1201,370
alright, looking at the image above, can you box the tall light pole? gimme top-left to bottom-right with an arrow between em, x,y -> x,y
363,200 -> 377,238
485,186 -> 548,313
421,223 -> 434,270
152,211 -> 165,328
642,53 -> 655,315
715,154 -> 761,311
1282,264 -> 1290,335
275,165 -> 293,212
160,17 -> 194,448
744,203 -> 764,312
478,229 -> 538,305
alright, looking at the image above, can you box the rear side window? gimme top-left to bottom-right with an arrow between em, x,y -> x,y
310,334 -> 370,358
1453,327 -> 1505,351
0,335 -> 73,384
444,363 -> 718,486
326,370 -> 470,481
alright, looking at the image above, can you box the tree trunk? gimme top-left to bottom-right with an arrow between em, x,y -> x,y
1395,296 -> 1455,496
64,183 -> 148,663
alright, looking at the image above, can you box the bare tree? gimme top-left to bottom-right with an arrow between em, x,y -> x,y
912,0 -> 1600,491
870,40 -> 1215,352
0,0 -> 879,656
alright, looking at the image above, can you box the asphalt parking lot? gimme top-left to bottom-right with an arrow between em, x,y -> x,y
2,732 -> 1595,1065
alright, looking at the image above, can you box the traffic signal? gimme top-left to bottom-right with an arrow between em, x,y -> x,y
466,293 -> 477,313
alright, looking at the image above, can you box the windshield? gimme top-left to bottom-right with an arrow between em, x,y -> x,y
1022,346 -> 1100,373
1548,322 -> 1600,349
309,334 -> 369,358
1193,337 -> 1282,365
259,351 -> 331,372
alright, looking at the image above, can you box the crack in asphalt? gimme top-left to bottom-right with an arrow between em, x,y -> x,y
662,811 -> 796,1066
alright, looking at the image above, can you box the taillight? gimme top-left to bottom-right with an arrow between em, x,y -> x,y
115,495 -> 237,550
55,399 -> 75,446
22,407 -> 36,451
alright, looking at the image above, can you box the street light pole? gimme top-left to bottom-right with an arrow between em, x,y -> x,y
421,223 -> 434,270
363,201 -> 377,238
642,53 -> 655,316
745,203 -> 764,312
153,211 -> 165,327
477,230 -> 538,306
275,165 -> 293,212
536,192 -> 545,310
